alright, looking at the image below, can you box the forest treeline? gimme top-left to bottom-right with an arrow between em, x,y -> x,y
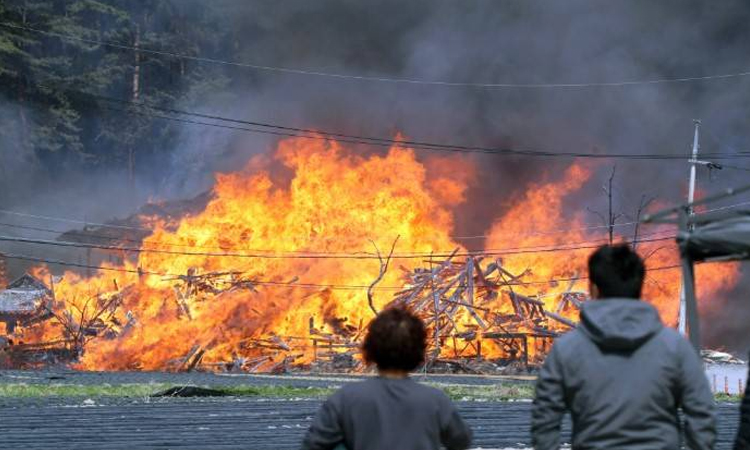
0,0 -> 234,181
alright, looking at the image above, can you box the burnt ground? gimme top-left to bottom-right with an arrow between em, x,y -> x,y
0,370 -> 742,450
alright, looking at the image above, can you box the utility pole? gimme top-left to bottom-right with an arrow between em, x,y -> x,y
678,119 -> 701,336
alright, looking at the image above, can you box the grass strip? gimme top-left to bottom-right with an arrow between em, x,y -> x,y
0,381 -> 535,401
0,383 -> 334,398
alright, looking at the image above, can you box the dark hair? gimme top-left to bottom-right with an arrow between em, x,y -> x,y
588,244 -> 645,299
362,307 -> 426,372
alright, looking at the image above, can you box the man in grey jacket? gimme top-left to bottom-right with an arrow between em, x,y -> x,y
532,244 -> 716,450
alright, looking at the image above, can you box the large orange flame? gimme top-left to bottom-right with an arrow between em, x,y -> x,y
23,136 -> 741,370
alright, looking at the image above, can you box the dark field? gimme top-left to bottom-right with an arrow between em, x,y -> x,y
0,370 -> 741,450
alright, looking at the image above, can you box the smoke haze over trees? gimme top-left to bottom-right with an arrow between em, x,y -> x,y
1,0 -> 750,351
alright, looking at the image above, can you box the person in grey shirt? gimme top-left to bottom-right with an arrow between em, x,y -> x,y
301,307 -> 472,450
532,244 -> 716,450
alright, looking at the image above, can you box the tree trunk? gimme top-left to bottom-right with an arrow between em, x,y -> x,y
132,25 -> 141,102
17,81 -> 33,166
129,24 -> 141,196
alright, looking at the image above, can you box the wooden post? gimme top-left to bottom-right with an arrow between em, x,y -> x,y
0,252 -> 7,286
431,272 -> 440,358
467,257 -> 474,307
725,376 -> 729,394
523,335 -> 529,369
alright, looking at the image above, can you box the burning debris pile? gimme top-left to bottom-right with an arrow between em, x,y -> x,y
0,136 -> 741,373
383,254 -> 582,373
0,255 -> 584,373
167,253 -> 587,374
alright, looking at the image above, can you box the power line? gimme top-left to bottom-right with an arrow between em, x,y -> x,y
97,97 -> 750,160
4,22 -> 750,90
82,89 -> 750,160
3,197 -> 747,246
0,252 -> 683,290
698,123 -> 750,173
0,252 -> 375,291
0,214 -> 651,244
11,78 -> 750,160
0,233 -> 677,260
721,163 -> 750,173
0,216 -> 644,246
1,199 -> 746,256
455,220 -> 645,240
0,216 -> 645,251
0,209 -> 150,231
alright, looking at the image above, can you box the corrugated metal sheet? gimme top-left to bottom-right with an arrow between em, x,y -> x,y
0,288 -> 46,315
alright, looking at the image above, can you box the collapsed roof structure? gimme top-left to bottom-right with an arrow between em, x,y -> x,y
0,274 -> 54,334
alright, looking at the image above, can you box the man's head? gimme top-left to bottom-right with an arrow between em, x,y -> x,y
588,244 -> 645,299
362,306 -> 426,373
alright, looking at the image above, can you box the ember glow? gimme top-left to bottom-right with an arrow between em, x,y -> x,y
27,137 -> 741,371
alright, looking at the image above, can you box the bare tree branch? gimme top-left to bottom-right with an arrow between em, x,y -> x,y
632,194 -> 656,250
586,207 -> 606,226
643,245 -> 669,262
367,235 -> 400,315
605,165 -> 617,245
588,165 -> 624,245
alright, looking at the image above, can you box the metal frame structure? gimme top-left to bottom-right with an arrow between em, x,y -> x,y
644,184 -> 750,350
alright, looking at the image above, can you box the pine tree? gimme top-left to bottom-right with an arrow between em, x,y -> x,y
0,0 -> 232,193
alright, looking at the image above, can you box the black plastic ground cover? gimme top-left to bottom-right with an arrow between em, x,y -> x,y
0,398 -> 740,450
152,386 -> 229,397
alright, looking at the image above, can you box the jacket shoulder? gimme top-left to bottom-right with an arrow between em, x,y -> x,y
550,329 -> 589,354
656,326 -> 683,341
651,326 -> 691,352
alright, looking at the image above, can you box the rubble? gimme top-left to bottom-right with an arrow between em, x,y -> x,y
169,254 -> 586,374
383,254 -> 583,370
1,253 -> 586,374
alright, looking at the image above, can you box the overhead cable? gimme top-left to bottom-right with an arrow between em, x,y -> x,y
4,22 -> 750,90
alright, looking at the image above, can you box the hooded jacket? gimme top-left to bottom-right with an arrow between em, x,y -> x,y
531,299 -> 716,450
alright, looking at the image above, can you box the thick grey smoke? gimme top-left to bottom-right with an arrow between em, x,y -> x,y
164,0 -> 750,228
1,0 -> 750,351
